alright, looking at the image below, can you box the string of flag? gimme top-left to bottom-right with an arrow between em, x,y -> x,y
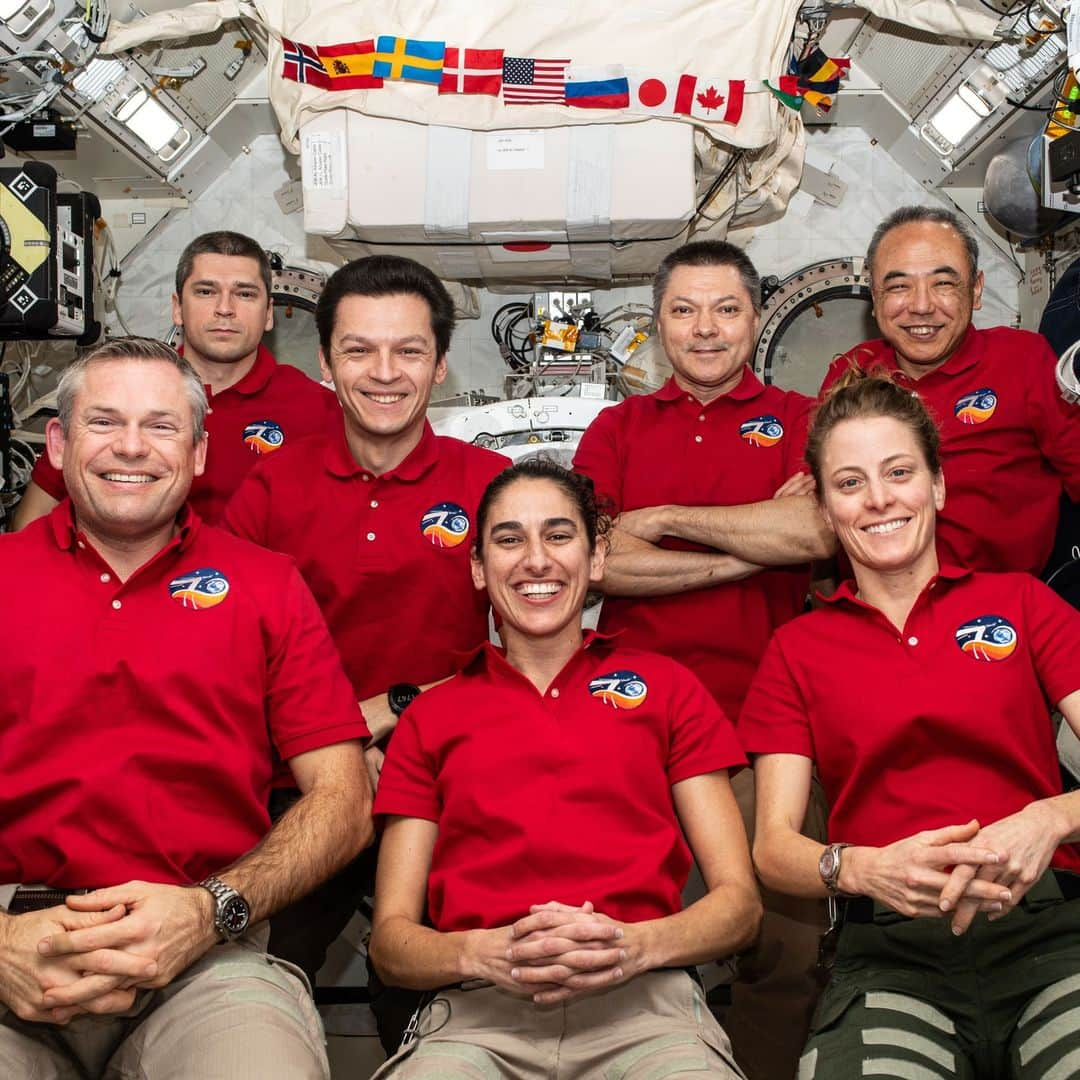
281,34 -> 850,123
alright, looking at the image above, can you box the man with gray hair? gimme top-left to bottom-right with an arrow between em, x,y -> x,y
821,204 -> 1080,575
0,337 -> 372,1078
573,239 -> 836,1080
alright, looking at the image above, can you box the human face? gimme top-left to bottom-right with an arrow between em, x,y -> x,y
320,292 -> 447,448
656,264 -> 760,403
870,220 -> 983,378
46,359 -> 207,546
819,414 -> 944,577
172,253 -> 273,370
471,477 -> 605,648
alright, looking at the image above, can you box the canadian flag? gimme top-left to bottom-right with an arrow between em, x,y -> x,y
627,71 -> 744,125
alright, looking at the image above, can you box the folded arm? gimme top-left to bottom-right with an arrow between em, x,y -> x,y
617,493 -> 837,566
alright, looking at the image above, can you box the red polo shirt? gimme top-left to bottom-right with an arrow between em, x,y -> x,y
374,634 -> 746,931
31,345 -> 339,523
223,421 -> 507,699
820,326 -> 1080,574
739,567 -> 1080,871
0,503 -> 369,889
573,369 -> 812,722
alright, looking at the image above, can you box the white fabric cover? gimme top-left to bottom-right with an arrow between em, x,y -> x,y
860,1 -> 1002,40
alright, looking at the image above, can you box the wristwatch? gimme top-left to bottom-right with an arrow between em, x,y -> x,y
198,876 -> 251,941
818,843 -> 852,895
388,682 -> 422,718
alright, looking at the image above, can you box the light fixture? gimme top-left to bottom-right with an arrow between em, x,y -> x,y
0,0 -> 52,35
921,63 -> 1008,156
112,88 -> 190,161
71,57 -> 127,103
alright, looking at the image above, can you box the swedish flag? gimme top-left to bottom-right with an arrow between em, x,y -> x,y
372,37 -> 446,84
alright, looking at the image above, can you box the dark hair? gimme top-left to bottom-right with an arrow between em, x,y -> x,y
652,239 -> 762,316
805,370 -> 942,494
175,231 -> 272,298
315,255 -> 456,357
865,205 -> 979,281
57,336 -> 208,443
473,457 -> 611,556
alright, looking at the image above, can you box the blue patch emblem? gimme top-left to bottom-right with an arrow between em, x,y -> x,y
739,415 -> 784,447
588,670 -> 648,710
243,420 -> 285,454
954,614 -> 1017,662
168,567 -> 230,610
421,502 -> 470,548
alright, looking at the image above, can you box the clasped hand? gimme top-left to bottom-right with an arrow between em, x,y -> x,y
0,881 -> 218,1025
467,900 -> 634,1005
857,810 -> 1061,935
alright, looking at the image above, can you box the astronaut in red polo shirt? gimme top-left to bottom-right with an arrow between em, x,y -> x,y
0,337 -> 371,1079
820,205 -> 1080,576
224,255 -> 507,1032
572,240 -> 836,1080
12,230 -> 337,529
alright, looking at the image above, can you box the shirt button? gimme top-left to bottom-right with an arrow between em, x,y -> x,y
907,636 -> 918,646
370,500 -> 379,509
111,599 -> 122,610
694,435 -> 703,444
550,688 -> 560,698
698,414 -> 706,422
77,541 -> 85,549
366,532 -> 376,541
100,573 -> 111,583
362,474 -> 371,482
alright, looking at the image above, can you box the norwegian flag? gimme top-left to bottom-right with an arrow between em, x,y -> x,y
438,47 -> 504,96
281,38 -> 331,89
502,56 -> 570,105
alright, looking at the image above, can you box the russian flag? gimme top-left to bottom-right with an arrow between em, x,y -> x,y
565,65 -> 630,109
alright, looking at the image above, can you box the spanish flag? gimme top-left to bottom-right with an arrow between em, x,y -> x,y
317,40 -> 383,89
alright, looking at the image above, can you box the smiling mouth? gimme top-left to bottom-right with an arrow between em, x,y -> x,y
363,392 -> 407,405
515,582 -> 564,599
863,518 -> 910,535
902,326 -> 943,339
100,473 -> 157,485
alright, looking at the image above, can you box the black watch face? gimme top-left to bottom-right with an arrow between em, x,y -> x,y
221,896 -> 250,935
389,683 -> 421,716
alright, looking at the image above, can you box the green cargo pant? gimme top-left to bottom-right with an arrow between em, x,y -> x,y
798,872 -> 1080,1080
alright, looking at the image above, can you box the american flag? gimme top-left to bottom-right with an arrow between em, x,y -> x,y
502,56 -> 569,105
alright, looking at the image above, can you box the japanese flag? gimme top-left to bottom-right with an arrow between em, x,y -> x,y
627,70 -> 744,125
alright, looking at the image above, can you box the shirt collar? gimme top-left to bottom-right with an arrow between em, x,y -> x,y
198,343 -> 276,399
461,628 -> 621,675
653,366 -> 765,405
49,499 -> 201,555
324,420 -> 440,482
854,325 -> 979,383
817,562 -> 972,608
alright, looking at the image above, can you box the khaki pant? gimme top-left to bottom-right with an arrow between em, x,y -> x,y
0,926 -> 329,1079
724,769 -> 829,1080
373,969 -> 745,1079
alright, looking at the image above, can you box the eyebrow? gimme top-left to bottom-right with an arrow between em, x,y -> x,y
490,517 -> 579,533
189,278 -> 264,291
668,294 -> 743,305
880,266 -> 960,282
83,405 -> 184,422
830,452 -> 914,475
335,333 -> 431,347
